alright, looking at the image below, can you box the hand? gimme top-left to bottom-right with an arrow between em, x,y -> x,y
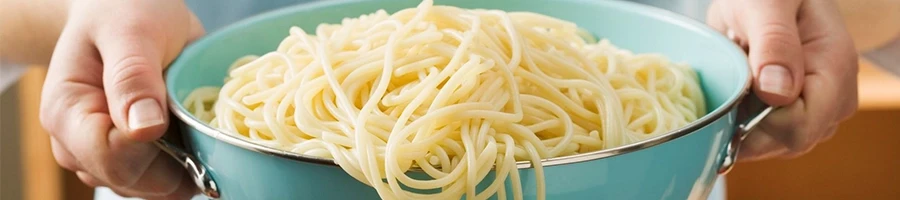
39,0 -> 204,198
707,0 -> 859,161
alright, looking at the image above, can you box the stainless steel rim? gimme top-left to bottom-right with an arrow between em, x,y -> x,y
168,66 -> 751,169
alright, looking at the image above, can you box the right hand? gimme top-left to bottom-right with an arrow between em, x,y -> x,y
706,0 -> 859,161
39,0 -> 204,199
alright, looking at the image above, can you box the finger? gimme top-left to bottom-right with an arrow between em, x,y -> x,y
41,27 -> 179,191
736,0 -> 859,162
88,152 -> 188,198
107,164 -> 197,200
118,149 -> 186,196
186,11 -> 206,44
797,0 -> 860,122
40,22 -> 132,188
741,99 -> 825,161
108,188 -> 139,199
705,0 -> 738,42
820,125 -> 839,142
737,127 -> 789,162
42,1 -> 197,198
733,0 -> 805,106
78,150 -> 188,199
91,0 -> 200,141
104,128 -> 183,193
51,137 -> 82,171
94,20 -> 170,142
782,126 -> 836,159
39,19 -> 105,139
160,172 -> 201,200
705,0 -> 746,50
77,171 -> 104,188
705,0 -> 727,33
776,0 -> 857,159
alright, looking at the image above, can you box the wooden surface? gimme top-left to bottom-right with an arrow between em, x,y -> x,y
18,67 -> 94,200
19,67 -> 62,200
726,110 -> 900,200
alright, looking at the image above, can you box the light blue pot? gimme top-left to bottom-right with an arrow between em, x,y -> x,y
159,0 -> 772,199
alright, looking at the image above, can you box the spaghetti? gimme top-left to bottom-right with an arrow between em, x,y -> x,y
184,1 -> 706,199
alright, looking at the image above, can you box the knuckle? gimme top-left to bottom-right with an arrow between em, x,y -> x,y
109,56 -> 158,86
755,22 -> 800,48
38,109 -> 57,136
840,100 -> 858,121
95,153 -> 139,187
106,56 -> 161,103
38,83 -> 108,137
783,123 -> 832,158
39,87 -> 84,136
39,97 -> 64,135
105,56 -> 164,115
787,138 -> 815,154
785,118 -> 817,155
76,171 -> 101,187
783,143 -> 816,159
51,147 -> 78,171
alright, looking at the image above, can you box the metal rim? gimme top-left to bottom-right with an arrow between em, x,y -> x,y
165,0 -> 753,169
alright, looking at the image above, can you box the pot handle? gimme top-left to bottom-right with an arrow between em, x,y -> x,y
718,92 -> 776,174
153,122 -> 221,199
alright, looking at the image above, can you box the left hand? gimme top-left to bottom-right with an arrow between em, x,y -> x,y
38,0 -> 205,198
706,0 -> 859,162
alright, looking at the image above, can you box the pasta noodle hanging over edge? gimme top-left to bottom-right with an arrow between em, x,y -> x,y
183,1 -> 706,200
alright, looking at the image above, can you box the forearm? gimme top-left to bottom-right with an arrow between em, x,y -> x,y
0,0 -> 70,66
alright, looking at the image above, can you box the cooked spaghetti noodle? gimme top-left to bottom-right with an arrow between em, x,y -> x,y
183,1 -> 706,199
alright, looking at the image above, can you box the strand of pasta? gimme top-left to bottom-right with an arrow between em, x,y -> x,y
183,1 -> 705,199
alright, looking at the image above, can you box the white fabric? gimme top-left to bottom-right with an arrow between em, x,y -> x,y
93,176 -> 727,200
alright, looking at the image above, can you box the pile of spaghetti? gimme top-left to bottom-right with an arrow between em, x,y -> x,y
184,1 -> 705,199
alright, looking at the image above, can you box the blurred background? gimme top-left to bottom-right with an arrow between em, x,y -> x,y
1,0 -> 898,199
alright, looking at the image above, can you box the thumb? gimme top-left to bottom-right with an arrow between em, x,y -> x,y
96,27 -> 169,142
736,0 -> 805,106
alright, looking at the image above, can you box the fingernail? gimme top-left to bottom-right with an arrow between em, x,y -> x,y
128,98 -> 164,130
759,65 -> 793,97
